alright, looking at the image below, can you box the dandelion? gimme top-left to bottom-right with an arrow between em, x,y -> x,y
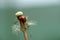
11,11 -> 37,40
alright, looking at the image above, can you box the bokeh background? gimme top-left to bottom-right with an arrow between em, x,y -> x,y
0,0 -> 60,40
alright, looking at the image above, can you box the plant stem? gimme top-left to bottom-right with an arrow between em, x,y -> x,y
22,31 -> 28,40
20,21 -> 28,40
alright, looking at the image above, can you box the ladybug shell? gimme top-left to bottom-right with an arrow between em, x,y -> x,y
19,16 -> 26,23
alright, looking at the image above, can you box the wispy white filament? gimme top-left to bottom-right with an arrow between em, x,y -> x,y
11,24 -> 20,35
11,16 -> 37,36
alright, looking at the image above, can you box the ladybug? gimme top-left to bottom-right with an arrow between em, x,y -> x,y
19,16 -> 26,23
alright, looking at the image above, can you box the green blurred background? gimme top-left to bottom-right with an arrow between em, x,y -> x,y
0,0 -> 60,40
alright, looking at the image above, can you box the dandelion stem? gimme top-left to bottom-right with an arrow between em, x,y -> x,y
20,21 -> 28,40
22,31 -> 28,40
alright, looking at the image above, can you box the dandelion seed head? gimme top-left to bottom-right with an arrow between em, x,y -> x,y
15,11 -> 23,16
